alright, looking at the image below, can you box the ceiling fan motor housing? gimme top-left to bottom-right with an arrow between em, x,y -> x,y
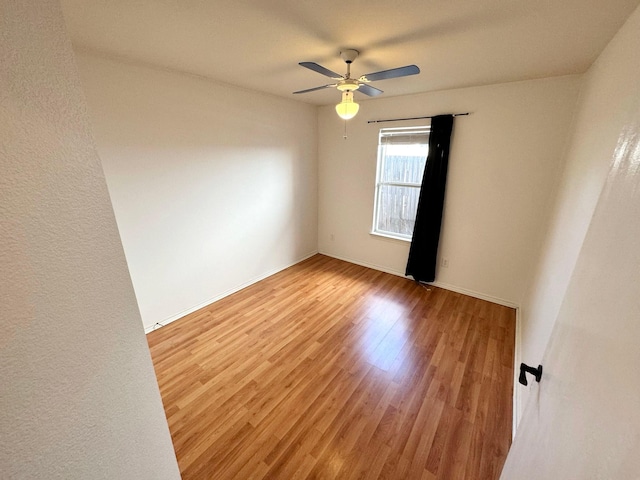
340,49 -> 359,64
293,49 -> 419,101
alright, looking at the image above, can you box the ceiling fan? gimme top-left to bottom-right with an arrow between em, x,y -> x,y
294,49 -> 420,120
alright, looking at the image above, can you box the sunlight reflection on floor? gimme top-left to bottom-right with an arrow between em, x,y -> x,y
358,295 -> 411,372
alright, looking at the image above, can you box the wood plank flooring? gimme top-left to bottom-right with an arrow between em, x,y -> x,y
147,254 -> 515,479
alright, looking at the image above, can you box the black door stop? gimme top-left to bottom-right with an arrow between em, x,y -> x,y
519,363 -> 543,386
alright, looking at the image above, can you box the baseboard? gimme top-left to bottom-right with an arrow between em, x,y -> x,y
512,305 -> 523,439
319,252 -> 518,309
428,280 -> 518,309
144,250 -> 318,334
318,252 -> 407,278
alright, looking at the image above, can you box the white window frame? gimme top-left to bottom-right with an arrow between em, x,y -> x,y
371,125 -> 431,241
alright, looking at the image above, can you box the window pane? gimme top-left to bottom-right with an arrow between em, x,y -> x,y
373,125 -> 430,240
376,184 -> 421,237
380,144 -> 428,184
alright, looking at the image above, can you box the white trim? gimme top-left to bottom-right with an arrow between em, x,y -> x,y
318,252 -> 518,308
369,231 -> 411,242
144,250 -> 318,334
427,280 -> 518,309
512,305 -> 523,439
319,252 -> 408,278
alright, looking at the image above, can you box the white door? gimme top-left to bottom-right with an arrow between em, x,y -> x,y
501,123 -> 640,477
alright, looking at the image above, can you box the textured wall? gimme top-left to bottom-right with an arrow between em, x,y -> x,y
0,1 -> 180,478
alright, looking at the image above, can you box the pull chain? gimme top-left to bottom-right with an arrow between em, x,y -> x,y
343,119 -> 348,139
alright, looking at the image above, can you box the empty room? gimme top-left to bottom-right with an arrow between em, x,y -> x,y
2,0 -> 640,479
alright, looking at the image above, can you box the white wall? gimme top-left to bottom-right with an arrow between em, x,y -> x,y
501,5 -> 640,476
75,52 -> 318,330
516,2 -> 640,418
318,76 -> 581,306
0,2 -> 180,478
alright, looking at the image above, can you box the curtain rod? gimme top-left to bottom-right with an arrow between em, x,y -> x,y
367,112 -> 470,124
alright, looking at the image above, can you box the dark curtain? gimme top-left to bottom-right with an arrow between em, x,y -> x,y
405,114 -> 454,282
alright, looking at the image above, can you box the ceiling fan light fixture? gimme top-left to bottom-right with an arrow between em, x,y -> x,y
295,50 -> 420,123
336,90 -> 359,120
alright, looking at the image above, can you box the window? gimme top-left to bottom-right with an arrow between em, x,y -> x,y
372,126 -> 430,240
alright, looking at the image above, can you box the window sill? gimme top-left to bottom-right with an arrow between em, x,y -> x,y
369,231 -> 412,243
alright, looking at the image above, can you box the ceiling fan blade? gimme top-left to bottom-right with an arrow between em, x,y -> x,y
357,84 -> 383,97
299,62 -> 344,79
293,84 -> 336,94
360,65 -> 420,82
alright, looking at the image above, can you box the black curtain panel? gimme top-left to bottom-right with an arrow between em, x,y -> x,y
405,114 -> 454,283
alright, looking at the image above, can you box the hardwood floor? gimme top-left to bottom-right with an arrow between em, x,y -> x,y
147,255 -> 515,479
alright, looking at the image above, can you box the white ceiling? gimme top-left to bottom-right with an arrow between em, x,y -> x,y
61,0 -> 640,106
